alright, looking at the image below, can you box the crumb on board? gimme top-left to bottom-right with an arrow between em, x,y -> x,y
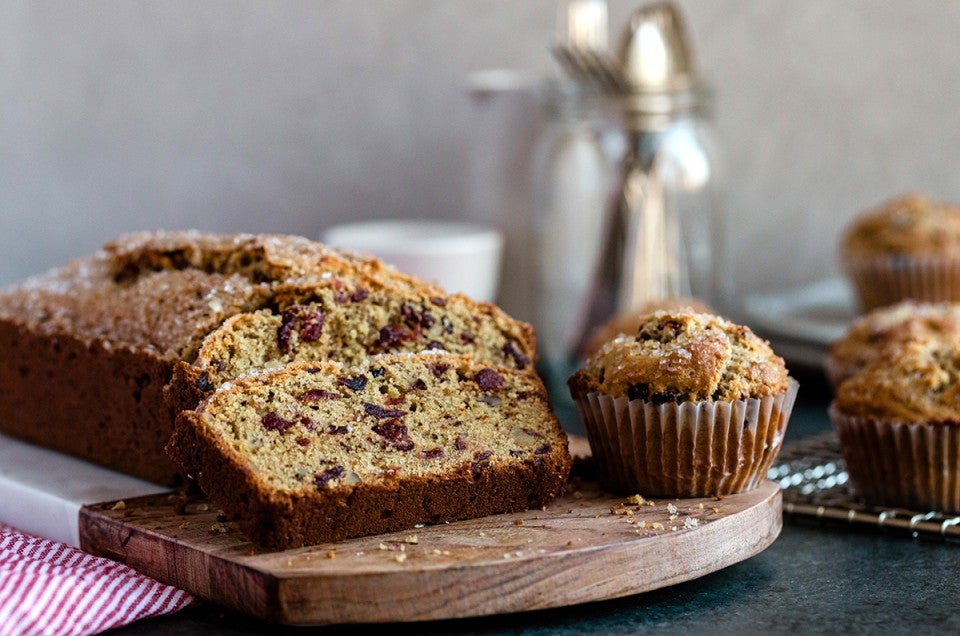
625,494 -> 654,507
326,550 -> 337,559
404,535 -> 419,544
395,554 -> 407,563
110,501 -> 126,511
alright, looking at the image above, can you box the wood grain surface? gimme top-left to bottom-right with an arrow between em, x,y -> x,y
78,470 -> 782,626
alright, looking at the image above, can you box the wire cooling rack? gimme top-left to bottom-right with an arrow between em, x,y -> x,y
771,433 -> 960,541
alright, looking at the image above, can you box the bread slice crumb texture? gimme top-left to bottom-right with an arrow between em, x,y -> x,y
191,355 -> 564,495
192,282 -> 535,390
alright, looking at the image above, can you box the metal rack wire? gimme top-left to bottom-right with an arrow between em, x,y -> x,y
771,433 -> 960,541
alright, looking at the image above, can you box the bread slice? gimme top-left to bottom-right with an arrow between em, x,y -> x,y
167,354 -> 572,550
168,275 -> 536,413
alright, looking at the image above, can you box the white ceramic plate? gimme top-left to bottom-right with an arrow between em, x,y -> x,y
742,278 -> 857,363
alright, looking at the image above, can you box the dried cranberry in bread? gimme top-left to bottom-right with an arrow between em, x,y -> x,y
167,355 -> 571,550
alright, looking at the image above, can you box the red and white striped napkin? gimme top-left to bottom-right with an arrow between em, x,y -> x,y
0,523 -> 193,636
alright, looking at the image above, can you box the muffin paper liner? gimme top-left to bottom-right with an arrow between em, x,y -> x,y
829,404 -> 960,513
573,379 -> 799,497
843,252 -> 960,312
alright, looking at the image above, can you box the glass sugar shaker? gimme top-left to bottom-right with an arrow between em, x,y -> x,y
579,1 -> 728,350
530,0 -> 621,414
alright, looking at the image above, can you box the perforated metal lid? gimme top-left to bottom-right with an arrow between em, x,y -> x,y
617,2 -> 701,114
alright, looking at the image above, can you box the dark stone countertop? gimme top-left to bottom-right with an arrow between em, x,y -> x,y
112,366 -> 960,635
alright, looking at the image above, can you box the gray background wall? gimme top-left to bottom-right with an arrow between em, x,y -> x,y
2,0 -> 959,324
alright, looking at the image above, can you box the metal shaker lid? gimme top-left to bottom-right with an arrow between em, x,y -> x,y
617,2 -> 701,114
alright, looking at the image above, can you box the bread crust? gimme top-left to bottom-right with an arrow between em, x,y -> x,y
0,320 -> 182,484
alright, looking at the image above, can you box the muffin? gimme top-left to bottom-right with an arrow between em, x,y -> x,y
580,296 -> 715,360
841,193 -> 960,312
568,310 -> 798,496
824,300 -> 960,389
830,335 -> 960,512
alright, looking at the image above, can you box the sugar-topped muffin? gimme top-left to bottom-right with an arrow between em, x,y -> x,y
579,296 -> 714,360
841,193 -> 960,311
835,337 -> 960,423
842,193 -> 960,256
824,300 -> 960,389
568,310 -> 797,497
830,336 -> 960,512
570,310 -> 789,403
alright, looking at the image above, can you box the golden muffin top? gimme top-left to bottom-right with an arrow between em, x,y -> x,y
841,193 -> 960,256
835,336 -> 960,422
568,310 -> 789,403
828,301 -> 960,374
580,297 -> 715,360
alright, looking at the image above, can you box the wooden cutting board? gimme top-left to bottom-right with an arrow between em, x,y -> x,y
76,435 -> 782,626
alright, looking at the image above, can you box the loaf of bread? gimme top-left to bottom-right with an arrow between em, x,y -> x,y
0,231 -> 537,484
167,355 -> 572,550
